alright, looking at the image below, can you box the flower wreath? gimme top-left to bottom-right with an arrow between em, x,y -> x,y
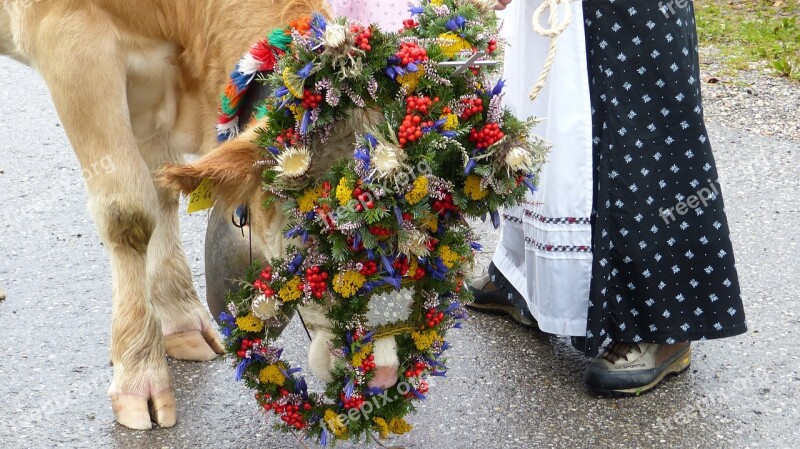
218,0 -> 548,445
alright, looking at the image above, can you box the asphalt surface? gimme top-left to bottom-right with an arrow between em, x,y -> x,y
1,57 -> 799,449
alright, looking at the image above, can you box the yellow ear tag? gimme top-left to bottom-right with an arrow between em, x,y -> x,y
187,178 -> 215,213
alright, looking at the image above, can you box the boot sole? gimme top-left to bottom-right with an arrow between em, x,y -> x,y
589,347 -> 692,397
467,302 -> 538,329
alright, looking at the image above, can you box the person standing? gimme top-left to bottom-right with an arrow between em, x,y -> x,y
326,0 -> 407,30
472,0 -> 748,395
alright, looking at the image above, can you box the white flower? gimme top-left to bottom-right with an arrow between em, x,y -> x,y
251,294 -> 280,321
323,24 -> 348,50
275,147 -> 311,178
504,147 -> 532,171
398,229 -> 431,258
366,288 -> 415,327
371,142 -> 404,178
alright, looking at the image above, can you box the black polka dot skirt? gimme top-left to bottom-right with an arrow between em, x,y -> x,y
581,1 -> 747,356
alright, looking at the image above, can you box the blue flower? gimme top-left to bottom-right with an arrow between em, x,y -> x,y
409,5 -> 425,15
490,209 -> 500,229
297,62 -> 314,79
464,159 -> 477,174
344,377 -> 355,399
491,78 -> 506,97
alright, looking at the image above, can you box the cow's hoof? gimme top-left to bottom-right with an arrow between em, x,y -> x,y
164,330 -> 223,361
111,389 -> 176,430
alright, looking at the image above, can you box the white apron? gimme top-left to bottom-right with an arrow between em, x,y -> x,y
493,1 -> 593,336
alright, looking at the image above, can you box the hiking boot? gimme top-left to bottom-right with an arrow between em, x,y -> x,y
466,273 -> 537,329
583,342 -> 691,396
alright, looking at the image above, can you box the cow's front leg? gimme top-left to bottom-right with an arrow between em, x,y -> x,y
143,144 -> 224,361
29,12 -> 174,429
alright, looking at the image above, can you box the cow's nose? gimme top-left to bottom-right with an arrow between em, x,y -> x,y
367,364 -> 399,390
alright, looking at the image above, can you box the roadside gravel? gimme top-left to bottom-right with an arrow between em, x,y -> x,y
700,48 -> 800,141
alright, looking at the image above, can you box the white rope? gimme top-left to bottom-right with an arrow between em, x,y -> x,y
528,0 -> 574,101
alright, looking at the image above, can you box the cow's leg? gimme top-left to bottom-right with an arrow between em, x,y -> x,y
140,140 -> 224,361
29,11 -> 174,429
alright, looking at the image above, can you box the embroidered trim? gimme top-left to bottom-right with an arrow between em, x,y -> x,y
524,237 -> 591,253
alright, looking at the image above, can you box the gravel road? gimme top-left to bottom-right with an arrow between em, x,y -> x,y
1,55 -> 799,449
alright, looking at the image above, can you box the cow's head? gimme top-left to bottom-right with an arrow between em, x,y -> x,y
159,110 -> 400,389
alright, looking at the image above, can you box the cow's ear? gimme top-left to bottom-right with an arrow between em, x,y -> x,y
157,127 -> 264,208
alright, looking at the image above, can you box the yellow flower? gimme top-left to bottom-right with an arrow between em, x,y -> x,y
258,364 -> 286,386
333,271 -> 366,298
288,103 -> 305,123
407,258 -> 419,278
282,67 -> 304,99
278,277 -> 303,302
464,175 -> 488,200
351,343 -> 374,367
388,418 -> 413,435
397,66 -> 425,93
405,176 -> 429,205
236,313 -> 264,333
431,0 -> 444,5
374,417 -> 390,439
336,178 -> 352,206
441,113 -> 459,131
411,330 -> 442,351
422,214 -> 438,232
438,245 -> 459,269
438,32 -> 472,58
324,409 -> 348,437
297,187 -> 321,213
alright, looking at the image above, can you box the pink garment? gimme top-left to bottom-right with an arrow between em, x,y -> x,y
327,0 -> 409,31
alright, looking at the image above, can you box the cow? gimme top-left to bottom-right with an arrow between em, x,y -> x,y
0,0 -> 326,430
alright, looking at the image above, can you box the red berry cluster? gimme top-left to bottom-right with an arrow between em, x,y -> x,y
236,337 -> 262,358
459,97 -> 484,120
263,402 -> 311,430
301,90 -> 323,109
253,267 -> 274,296
360,260 -> 379,277
360,354 -> 377,373
369,225 -> 392,239
392,256 -> 410,276
340,393 -> 365,410
399,115 -> 436,147
432,193 -> 458,215
396,42 -> 429,66
404,361 -> 427,379
351,25 -> 373,51
352,186 -> 375,211
405,95 -> 437,115
398,114 -> 423,147
417,381 -> 429,394
304,266 -> 328,299
469,123 -> 505,150
275,128 -> 299,147
425,309 -> 445,328
402,19 -> 419,30
487,39 -> 498,54
409,264 -> 426,281
347,236 -> 365,252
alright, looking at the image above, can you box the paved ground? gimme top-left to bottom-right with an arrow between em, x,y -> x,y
1,57 -> 799,449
